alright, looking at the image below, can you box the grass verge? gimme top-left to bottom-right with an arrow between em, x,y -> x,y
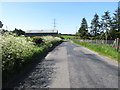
73,40 -> 119,62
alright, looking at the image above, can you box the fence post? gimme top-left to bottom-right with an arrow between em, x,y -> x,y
95,39 -> 96,43
116,38 -> 120,51
113,39 -> 116,47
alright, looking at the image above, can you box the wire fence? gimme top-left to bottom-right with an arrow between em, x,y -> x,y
75,38 -> 120,52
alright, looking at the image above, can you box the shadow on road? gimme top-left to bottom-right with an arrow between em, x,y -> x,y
3,42 -> 63,89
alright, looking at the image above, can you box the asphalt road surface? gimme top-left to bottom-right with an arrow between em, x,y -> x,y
13,41 -> 118,88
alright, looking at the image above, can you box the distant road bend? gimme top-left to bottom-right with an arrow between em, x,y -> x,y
14,41 -> 118,88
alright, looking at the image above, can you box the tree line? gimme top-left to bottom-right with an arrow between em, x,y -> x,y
77,7 -> 120,40
0,21 -> 25,36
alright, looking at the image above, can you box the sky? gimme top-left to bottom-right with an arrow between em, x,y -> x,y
0,1 -> 119,34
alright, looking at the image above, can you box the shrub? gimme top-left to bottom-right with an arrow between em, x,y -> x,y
1,33 -> 62,85
1,33 -> 41,83
32,36 -> 43,45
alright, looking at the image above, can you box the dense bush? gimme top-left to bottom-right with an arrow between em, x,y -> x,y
1,33 -> 40,84
1,32 -> 62,85
32,36 -> 43,45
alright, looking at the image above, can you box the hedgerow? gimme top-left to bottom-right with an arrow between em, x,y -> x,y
1,32 -> 62,85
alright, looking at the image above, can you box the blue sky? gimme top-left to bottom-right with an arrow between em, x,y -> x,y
1,2 -> 118,34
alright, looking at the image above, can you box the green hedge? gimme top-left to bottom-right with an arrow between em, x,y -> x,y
1,33 -> 62,86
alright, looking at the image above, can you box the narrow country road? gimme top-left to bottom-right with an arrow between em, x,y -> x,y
13,41 -> 118,88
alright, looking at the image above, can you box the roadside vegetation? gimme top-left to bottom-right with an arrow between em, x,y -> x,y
1,31 -> 62,86
0,3 -> 119,87
73,7 -> 120,62
76,8 -> 120,40
59,34 -> 76,40
73,40 -> 119,62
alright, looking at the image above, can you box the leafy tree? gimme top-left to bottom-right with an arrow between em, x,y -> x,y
90,13 -> 100,38
13,28 -> 25,36
78,18 -> 88,39
0,21 -> 3,28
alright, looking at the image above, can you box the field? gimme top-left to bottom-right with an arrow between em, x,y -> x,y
73,40 -> 119,62
59,34 -> 76,40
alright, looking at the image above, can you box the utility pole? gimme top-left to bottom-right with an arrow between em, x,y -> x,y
53,19 -> 56,30
76,26 -> 77,39
6,26 -> 8,31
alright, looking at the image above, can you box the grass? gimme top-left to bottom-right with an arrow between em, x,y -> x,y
59,35 -> 76,40
73,40 -> 119,62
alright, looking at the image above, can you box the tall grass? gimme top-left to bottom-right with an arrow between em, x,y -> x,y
73,40 -> 119,61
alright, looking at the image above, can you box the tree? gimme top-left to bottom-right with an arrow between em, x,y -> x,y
78,18 -> 88,39
112,8 -> 119,31
0,21 -> 3,28
100,11 -> 112,40
106,7 -> 120,40
13,28 -> 25,36
90,13 -> 100,38
101,11 -> 112,31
